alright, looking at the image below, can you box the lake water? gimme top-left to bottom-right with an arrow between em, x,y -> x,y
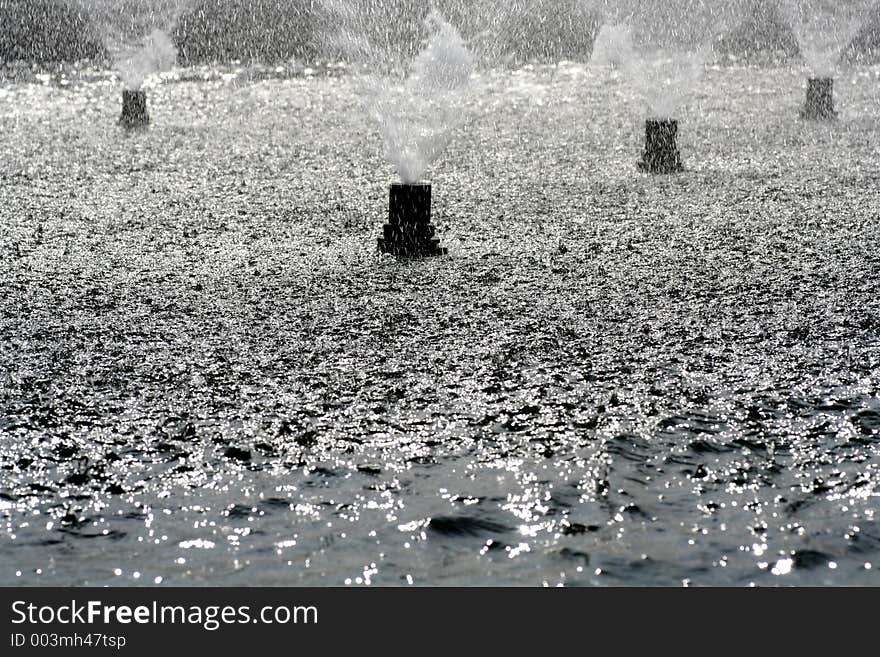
1,63 -> 879,586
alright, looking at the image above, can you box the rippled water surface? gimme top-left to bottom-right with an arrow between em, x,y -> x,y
1,64 -> 880,586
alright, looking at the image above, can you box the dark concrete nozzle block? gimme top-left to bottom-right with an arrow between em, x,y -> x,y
120,90 -> 150,128
638,119 -> 684,174
801,77 -> 837,120
378,183 -> 447,258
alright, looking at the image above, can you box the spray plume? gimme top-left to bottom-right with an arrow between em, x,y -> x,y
115,29 -> 178,90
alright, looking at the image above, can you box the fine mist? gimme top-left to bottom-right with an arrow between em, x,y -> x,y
590,23 -> 636,69
637,50 -> 705,119
780,0 -> 878,74
115,28 -> 178,90
794,16 -> 858,76
596,27 -> 705,119
359,11 -> 477,184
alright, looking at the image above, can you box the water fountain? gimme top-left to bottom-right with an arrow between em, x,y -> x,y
607,34 -> 703,175
590,18 -> 703,175
638,119 -> 684,174
343,11 -> 475,258
714,0 -> 801,64
115,29 -> 177,128
590,23 -> 636,69
841,5 -> 880,65
378,183 -> 446,257
792,5 -> 860,122
801,77 -> 837,120
120,89 -> 150,128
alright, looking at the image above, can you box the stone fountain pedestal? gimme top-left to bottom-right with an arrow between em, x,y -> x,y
801,77 -> 837,120
637,119 -> 684,174
378,183 -> 447,258
120,90 -> 150,128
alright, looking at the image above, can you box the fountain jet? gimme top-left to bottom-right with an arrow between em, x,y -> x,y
115,29 -> 176,129
801,77 -> 837,120
378,183 -> 446,258
359,11 -> 473,258
638,119 -> 684,174
119,90 -> 150,128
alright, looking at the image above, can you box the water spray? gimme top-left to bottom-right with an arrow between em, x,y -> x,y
115,29 -> 176,129
378,183 -> 446,258
801,77 -> 837,120
791,6 -> 854,122
638,119 -> 684,174
602,35 -> 700,176
361,11 -> 474,259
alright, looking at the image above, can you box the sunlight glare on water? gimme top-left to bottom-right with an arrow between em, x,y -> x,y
1,0 -> 880,589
